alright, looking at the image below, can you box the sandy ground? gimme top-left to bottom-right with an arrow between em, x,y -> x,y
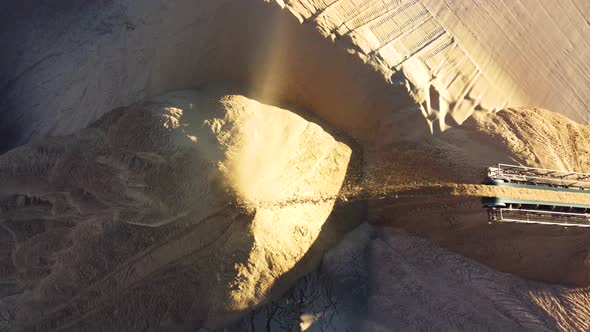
363,226 -> 590,331
2,0 -> 590,331
231,223 -> 590,332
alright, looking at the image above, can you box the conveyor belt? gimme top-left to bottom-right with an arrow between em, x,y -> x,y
483,164 -> 590,227
486,179 -> 590,194
482,197 -> 590,211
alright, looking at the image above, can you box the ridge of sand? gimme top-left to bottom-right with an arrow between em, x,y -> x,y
454,184 -> 590,206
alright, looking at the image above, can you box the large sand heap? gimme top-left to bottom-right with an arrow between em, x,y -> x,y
0,87 -> 363,330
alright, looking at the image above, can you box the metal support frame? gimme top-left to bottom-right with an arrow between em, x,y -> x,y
488,208 -> 590,227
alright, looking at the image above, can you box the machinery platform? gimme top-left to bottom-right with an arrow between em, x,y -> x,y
484,164 -> 590,227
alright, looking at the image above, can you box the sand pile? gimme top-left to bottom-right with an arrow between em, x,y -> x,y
230,222 -> 590,331
0,87 -> 363,330
364,227 -> 590,331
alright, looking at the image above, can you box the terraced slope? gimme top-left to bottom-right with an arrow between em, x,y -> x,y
280,0 -> 590,131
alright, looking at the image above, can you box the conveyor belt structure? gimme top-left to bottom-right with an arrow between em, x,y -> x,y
484,164 -> 590,227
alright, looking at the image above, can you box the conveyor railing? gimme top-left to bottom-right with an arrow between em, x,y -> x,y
488,208 -> 590,228
487,164 -> 590,190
